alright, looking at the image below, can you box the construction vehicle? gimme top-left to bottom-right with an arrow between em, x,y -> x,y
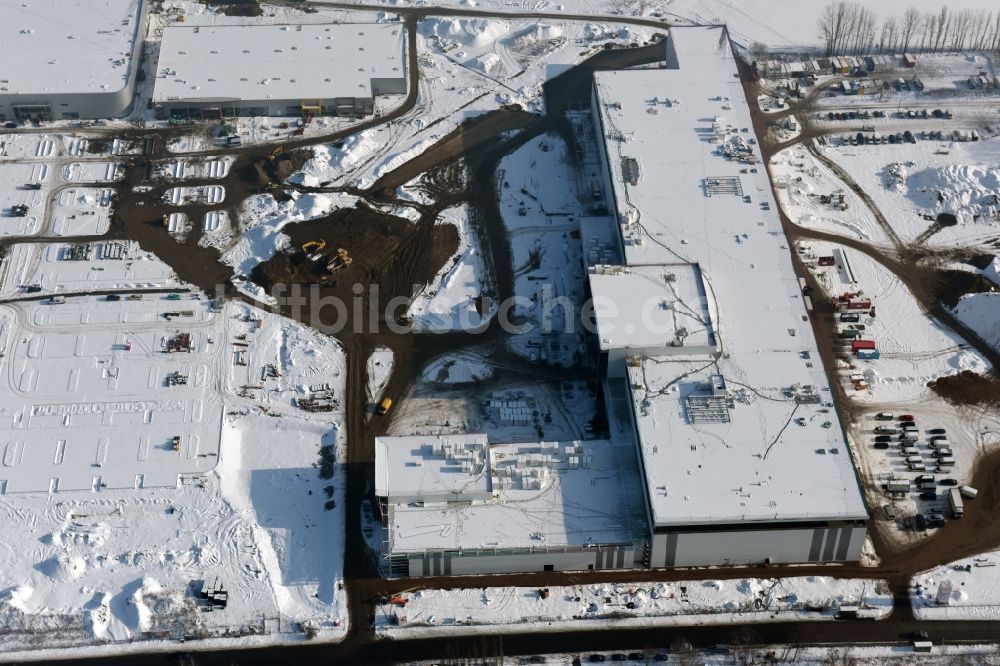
266,146 -> 284,161
302,239 -> 327,261
326,248 -> 352,273
377,398 -> 393,415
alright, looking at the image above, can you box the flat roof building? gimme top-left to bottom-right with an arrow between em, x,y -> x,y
152,22 -> 407,119
375,434 -> 647,577
0,0 -> 146,122
591,26 -> 868,568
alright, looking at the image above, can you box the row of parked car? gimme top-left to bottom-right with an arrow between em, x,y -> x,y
873,413 -> 953,472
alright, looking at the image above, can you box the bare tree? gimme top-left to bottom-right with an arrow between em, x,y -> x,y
900,7 -> 920,52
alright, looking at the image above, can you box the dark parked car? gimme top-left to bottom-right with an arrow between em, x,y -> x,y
919,492 -> 937,501
873,441 -> 889,450
929,428 -> 947,435
875,435 -> 892,443
939,479 -> 958,486
914,514 -> 928,531
928,513 -> 946,528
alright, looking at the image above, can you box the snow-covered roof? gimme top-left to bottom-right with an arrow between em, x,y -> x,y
379,436 -> 647,553
594,27 -> 867,527
153,22 -> 406,103
588,263 -> 717,354
0,0 -> 142,96
375,434 -> 492,504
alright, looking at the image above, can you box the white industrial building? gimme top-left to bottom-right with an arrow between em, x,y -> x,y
375,434 -> 647,577
152,22 -> 407,119
588,26 -> 868,568
375,26 -> 868,578
0,0 -> 146,122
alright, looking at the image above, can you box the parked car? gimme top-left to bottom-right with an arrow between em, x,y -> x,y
930,435 -> 948,442
914,514 -> 928,531
875,425 -> 898,434
928,513 -> 946,528
883,505 -> 896,519
899,414 -> 915,421
875,435 -> 892,443
939,479 -> 958,486
919,492 -> 938,501
928,428 -> 946,435
873,441 -> 889,450
876,411 -> 894,420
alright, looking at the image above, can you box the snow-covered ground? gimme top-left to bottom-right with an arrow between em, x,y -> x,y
498,133 -> 589,367
0,163 -> 52,237
801,239 -> 990,404
0,234 -> 349,654
820,136 -> 1000,248
409,205 -> 495,332
420,351 -> 494,384
375,577 -> 892,638
913,552 -> 1000,620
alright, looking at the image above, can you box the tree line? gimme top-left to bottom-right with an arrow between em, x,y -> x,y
818,3 -> 1000,56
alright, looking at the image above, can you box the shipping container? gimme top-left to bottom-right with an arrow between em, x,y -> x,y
856,349 -> 880,360
851,339 -> 876,352
839,313 -> 861,323
846,298 -> 873,310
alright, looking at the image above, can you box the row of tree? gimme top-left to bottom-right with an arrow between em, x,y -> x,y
818,3 -> 1000,56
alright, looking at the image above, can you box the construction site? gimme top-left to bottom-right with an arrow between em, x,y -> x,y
2,0 -> 1000,663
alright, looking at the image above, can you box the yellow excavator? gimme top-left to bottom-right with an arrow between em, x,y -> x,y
266,146 -> 284,161
301,239 -> 327,261
326,247 -> 352,273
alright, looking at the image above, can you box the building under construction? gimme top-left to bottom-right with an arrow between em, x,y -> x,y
152,22 -> 408,120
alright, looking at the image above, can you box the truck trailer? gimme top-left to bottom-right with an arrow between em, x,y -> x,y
950,488 -> 964,518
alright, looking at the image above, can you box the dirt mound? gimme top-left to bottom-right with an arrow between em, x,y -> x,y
935,269 -> 999,309
927,370 -> 1000,407
252,206 -> 458,332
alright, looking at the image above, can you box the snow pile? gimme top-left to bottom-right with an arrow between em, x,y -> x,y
906,163 -> 1000,223
952,292 -> 1000,350
420,18 -> 510,49
223,191 -> 359,277
3,586 -> 33,612
290,131 -> 381,186
983,256 -> 1000,288
467,52 -> 503,75
131,577 -> 163,634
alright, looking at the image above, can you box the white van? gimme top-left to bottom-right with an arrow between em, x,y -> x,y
936,456 -> 955,467
929,438 -> 949,449
901,447 -> 919,456
909,462 -> 926,471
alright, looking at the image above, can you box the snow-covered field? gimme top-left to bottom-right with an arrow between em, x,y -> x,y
821,137 -> 1000,248
375,576 -> 892,638
409,205 -> 495,332
913,553 -> 1000,620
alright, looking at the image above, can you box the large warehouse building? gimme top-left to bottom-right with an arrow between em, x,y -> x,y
0,0 -> 146,122
588,26 -> 868,568
152,22 -> 407,119
374,26 -> 868,578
